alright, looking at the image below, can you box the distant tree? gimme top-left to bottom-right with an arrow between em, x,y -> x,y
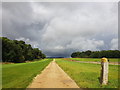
71,50 -> 120,58
90,51 -> 100,58
1,37 -> 46,63
84,50 -> 92,56
71,52 -> 81,58
41,53 -> 46,59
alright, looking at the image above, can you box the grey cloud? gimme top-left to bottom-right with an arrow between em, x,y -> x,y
110,38 -> 118,50
16,37 -> 39,48
2,2 -> 118,57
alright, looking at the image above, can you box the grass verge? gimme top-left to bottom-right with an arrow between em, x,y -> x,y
70,58 -> 119,62
2,59 -> 52,88
56,59 -> 119,88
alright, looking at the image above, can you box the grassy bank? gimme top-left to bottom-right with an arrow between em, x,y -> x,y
56,59 -> 119,88
69,58 -> 119,62
2,59 -> 52,88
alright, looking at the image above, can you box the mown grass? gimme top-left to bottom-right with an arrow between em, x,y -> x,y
0,64 -> 2,89
70,58 -> 119,62
56,59 -> 119,88
2,59 -> 52,88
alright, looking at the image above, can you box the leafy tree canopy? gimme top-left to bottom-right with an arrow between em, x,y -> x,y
1,37 -> 46,63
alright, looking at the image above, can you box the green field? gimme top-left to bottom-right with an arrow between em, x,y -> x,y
2,59 -> 52,88
56,59 -> 119,88
69,58 -> 119,62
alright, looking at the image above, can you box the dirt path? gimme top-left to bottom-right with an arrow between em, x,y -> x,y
28,59 -> 79,88
64,58 -> 120,65
71,60 -> 120,65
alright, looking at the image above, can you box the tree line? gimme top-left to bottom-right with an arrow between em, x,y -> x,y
1,37 -> 46,63
71,50 -> 120,58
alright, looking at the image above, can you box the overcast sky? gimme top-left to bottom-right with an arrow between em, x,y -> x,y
2,2 -> 118,57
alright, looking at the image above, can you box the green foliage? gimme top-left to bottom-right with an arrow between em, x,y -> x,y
2,59 -> 52,88
71,52 -> 81,58
1,37 -> 46,63
71,50 -> 120,58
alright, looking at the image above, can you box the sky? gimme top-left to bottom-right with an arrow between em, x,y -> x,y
2,2 -> 118,57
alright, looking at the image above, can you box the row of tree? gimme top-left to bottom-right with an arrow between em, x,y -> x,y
1,37 -> 46,63
71,50 -> 120,58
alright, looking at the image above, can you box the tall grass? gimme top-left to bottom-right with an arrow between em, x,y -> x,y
56,59 -> 119,88
2,59 -> 52,88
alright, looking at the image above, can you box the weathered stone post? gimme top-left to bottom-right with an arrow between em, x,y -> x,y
100,57 -> 109,85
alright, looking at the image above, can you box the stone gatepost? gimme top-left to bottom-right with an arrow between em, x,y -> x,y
100,57 -> 109,85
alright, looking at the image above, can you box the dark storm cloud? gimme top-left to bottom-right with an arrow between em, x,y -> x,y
2,3 -> 33,38
2,2 -> 118,57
